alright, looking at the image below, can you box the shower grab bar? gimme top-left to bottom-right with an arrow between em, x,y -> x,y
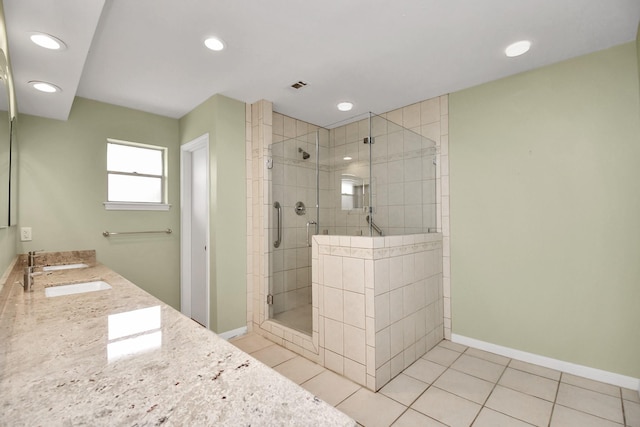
306,220 -> 317,247
273,202 -> 282,248
103,228 -> 172,237
366,215 -> 383,236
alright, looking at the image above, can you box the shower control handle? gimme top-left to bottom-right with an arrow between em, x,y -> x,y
306,220 -> 318,247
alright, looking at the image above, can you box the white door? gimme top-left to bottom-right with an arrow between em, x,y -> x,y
181,134 -> 210,328
190,145 -> 208,326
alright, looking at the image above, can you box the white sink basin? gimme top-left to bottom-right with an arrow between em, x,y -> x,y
42,263 -> 89,272
45,281 -> 112,298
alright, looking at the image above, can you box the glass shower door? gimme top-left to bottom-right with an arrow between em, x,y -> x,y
268,131 -> 320,335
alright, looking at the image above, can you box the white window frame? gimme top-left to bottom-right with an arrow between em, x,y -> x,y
103,138 -> 171,211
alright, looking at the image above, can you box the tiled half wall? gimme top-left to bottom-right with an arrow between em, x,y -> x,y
255,233 -> 443,391
316,233 -> 444,390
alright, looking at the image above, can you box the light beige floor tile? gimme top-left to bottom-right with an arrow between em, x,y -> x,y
550,405 -> 623,427
412,387 -> 481,427
622,387 -> 640,403
380,373 -> 429,406
561,373 -> 620,397
437,340 -> 468,353
451,354 -> 506,383
249,343 -> 297,367
556,383 -> 623,424
472,407 -> 534,427
301,370 -> 361,407
403,358 -> 447,384
391,409 -> 447,427
337,387 -> 406,427
433,369 -> 494,404
229,333 -> 274,354
485,385 -> 553,426
508,359 -> 561,381
464,347 -> 510,366
271,303 -> 312,334
273,356 -> 325,385
624,398 -> 640,427
423,345 -> 462,367
498,367 -> 558,401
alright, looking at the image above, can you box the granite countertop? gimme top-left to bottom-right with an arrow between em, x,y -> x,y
0,254 -> 355,426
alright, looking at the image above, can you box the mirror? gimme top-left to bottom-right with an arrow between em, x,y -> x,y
8,116 -> 16,225
0,19 -> 17,229
341,174 -> 369,211
0,49 -> 10,228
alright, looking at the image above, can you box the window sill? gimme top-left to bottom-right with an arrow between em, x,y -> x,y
103,202 -> 171,211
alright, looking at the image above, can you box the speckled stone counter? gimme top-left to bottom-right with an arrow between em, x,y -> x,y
0,254 -> 355,426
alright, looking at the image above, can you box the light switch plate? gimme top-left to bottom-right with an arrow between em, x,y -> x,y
20,227 -> 32,242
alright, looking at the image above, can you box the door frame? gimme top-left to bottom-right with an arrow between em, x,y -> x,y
180,134 -> 210,328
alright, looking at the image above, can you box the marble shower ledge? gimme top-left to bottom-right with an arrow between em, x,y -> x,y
0,257 -> 354,426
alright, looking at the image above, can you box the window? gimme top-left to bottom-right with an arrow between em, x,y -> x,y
104,139 -> 170,211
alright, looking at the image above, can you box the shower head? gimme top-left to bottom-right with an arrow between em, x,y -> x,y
298,147 -> 310,160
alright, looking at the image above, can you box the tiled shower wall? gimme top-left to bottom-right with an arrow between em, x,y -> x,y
269,114 -> 331,315
246,102 -> 323,350
246,100 -> 271,332
328,115 -> 438,237
380,97 -> 451,339
245,94 -> 452,369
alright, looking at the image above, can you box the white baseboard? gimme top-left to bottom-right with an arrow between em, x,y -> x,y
0,256 -> 18,287
218,326 -> 248,341
452,334 -> 640,393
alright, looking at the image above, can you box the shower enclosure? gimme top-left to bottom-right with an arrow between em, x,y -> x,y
268,113 -> 437,335
268,129 -> 326,334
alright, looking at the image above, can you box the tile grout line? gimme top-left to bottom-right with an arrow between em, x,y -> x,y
402,347 -> 464,422
468,354 -> 511,427
387,407 -> 408,426
503,357 -> 628,424
332,385 -> 362,410
555,374 -> 627,426
383,344 -> 468,426
620,387 -> 626,427
547,371 -> 562,427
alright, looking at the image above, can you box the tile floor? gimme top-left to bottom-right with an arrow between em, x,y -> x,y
271,303 -> 312,334
230,333 -> 640,427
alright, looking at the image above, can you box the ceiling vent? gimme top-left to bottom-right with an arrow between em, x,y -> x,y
290,81 -> 308,89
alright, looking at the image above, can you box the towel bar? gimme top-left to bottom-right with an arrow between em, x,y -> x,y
102,229 -> 172,237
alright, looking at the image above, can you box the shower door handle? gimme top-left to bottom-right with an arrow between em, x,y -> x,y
306,220 -> 317,247
274,202 -> 282,248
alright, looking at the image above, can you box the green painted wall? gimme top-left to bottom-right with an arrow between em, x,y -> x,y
449,42 -> 640,378
17,97 -> 181,308
179,94 -> 246,334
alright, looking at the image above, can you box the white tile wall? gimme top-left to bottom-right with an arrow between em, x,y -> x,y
246,95 -> 451,389
382,95 -> 451,339
315,233 -> 443,390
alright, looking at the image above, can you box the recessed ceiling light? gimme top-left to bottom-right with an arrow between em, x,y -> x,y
29,81 -> 61,93
337,102 -> 353,112
30,33 -> 66,50
204,37 -> 225,51
343,156 -> 353,161
505,40 -> 531,57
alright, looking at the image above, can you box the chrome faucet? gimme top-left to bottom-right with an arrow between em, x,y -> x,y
24,250 -> 44,292
28,250 -> 44,268
23,266 -> 35,292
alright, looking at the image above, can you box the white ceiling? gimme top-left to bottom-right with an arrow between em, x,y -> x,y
4,0 -> 640,127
